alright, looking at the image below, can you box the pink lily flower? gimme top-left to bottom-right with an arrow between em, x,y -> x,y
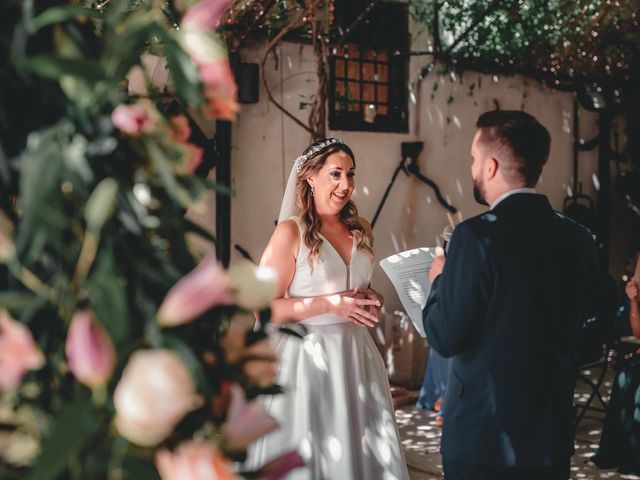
222,384 -> 278,452
0,310 -> 45,391
156,440 -> 236,480
182,0 -> 231,31
199,60 -> 239,121
111,103 -> 156,136
65,310 -> 116,389
157,255 -> 233,327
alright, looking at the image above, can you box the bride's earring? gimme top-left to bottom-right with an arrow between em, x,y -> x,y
311,185 -> 315,197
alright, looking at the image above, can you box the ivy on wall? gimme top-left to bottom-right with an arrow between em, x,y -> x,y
409,0 -> 639,165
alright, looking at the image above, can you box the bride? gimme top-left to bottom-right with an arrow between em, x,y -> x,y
247,138 -> 409,479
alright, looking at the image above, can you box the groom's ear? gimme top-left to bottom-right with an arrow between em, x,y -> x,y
486,157 -> 498,180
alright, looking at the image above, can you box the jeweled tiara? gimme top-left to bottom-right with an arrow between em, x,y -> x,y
294,138 -> 345,174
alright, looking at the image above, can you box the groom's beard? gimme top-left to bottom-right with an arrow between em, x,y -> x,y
473,176 -> 489,206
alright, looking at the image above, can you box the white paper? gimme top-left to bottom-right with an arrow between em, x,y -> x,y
379,247 -> 437,338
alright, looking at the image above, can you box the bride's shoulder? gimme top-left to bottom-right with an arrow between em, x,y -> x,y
271,218 -> 301,246
277,218 -> 300,234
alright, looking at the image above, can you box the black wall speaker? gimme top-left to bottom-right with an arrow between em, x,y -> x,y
236,63 -> 259,104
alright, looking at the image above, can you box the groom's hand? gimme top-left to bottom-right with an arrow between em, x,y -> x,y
429,255 -> 445,284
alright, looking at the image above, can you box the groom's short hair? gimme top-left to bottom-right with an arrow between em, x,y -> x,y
476,110 -> 551,187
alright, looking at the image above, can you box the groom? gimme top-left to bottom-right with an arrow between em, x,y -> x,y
422,110 -> 599,479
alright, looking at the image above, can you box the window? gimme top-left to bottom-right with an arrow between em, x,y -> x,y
329,1 -> 409,133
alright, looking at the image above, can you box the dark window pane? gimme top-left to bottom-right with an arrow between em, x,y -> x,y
328,2 -> 408,132
347,61 -> 360,81
378,85 -> 388,104
362,62 -> 375,81
378,64 -> 388,83
347,81 -> 361,110
363,83 -> 375,102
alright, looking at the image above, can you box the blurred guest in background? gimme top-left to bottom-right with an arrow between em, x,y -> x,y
591,171 -> 640,475
591,262 -> 640,475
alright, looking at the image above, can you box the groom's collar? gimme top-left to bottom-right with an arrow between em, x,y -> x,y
490,188 -> 537,210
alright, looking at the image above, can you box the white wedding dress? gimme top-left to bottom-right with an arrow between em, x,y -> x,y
247,217 -> 409,480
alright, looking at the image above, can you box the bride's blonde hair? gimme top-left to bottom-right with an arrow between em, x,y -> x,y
295,139 -> 373,267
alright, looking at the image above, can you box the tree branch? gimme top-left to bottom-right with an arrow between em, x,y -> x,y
260,0 -> 324,136
308,10 -> 327,138
232,0 -> 279,53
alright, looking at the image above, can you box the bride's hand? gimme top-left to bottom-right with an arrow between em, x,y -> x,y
354,287 -> 384,318
354,288 -> 384,307
328,290 -> 381,327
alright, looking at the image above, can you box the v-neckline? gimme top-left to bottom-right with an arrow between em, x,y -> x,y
319,232 -> 355,267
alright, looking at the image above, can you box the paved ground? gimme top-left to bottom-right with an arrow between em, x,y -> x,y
396,370 -> 640,480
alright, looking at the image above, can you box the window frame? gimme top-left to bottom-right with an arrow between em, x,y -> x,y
328,2 -> 409,133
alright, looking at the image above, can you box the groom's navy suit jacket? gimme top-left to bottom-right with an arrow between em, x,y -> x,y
422,193 -> 599,468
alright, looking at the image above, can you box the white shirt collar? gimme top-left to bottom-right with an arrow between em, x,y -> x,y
490,188 -> 537,210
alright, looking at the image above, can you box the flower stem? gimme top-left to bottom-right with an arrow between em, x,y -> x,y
73,232 -> 98,282
8,260 -> 57,301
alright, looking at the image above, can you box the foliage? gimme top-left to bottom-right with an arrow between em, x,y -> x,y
0,1 -> 292,479
220,0 -> 333,51
409,0 -> 640,165
409,0 -> 639,83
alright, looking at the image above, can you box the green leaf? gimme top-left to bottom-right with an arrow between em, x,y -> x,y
102,11 -> 168,82
183,219 -> 216,245
26,390 -> 97,480
162,334 -> 212,398
145,140 -> 191,207
104,0 -> 135,28
59,74 -> 100,111
201,178 -> 234,196
162,33 -> 203,107
121,192 -> 160,231
85,178 -> 119,234
20,56 -> 105,82
86,245 -> 129,345
181,176 -> 233,210
121,455 -> 161,480
0,292 -> 41,310
63,134 -> 94,184
31,6 -> 103,30
17,122 -> 71,264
